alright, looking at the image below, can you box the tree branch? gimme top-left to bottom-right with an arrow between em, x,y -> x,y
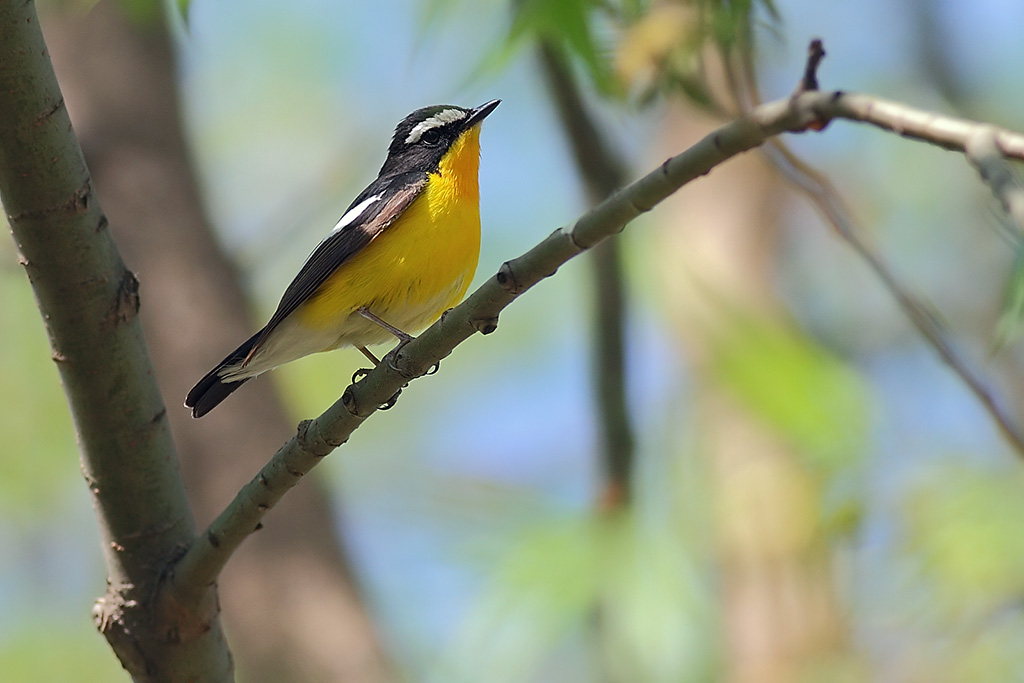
764,141 -> 1024,456
0,0 -> 231,679
965,127 -> 1024,236
818,92 -> 1024,159
167,86 -> 857,595
177,47 -> 1024,600
747,42 -> 1024,457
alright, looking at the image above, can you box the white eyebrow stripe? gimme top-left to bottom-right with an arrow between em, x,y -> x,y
404,108 -> 466,145
329,194 -> 381,234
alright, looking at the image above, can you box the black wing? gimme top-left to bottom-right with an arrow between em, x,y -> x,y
248,171 -> 428,358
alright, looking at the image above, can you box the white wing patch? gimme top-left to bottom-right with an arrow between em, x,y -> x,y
295,193 -> 382,271
330,194 -> 381,234
405,108 -> 466,145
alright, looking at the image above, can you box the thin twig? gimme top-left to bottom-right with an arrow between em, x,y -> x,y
765,141 -> 1024,455
795,38 -> 826,94
744,43 -> 1024,456
819,93 -> 1024,159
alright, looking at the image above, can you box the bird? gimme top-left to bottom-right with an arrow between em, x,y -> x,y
185,99 -> 500,418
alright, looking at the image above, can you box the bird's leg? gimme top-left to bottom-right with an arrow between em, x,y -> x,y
357,307 -> 414,348
351,345 -> 379,384
357,345 -> 381,365
353,308 -> 412,409
357,306 -> 416,370
357,306 -> 443,378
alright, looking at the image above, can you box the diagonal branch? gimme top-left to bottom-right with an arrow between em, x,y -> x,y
743,41 -> 1024,457
764,141 -> 1024,456
172,80 -> 1024,597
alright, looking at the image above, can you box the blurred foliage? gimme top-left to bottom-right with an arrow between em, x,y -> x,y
445,511 -> 715,682
0,264 -> 80,519
5,0 -> 1024,681
67,0 -> 163,24
710,314 -> 870,473
906,465 -> 1024,615
423,0 -> 780,106
994,241 -> 1024,350
0,621 -> 126,683
509,0 -> 618,95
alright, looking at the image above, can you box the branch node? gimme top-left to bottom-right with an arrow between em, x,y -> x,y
206,530 -> 219,549
474,317 -> 499,335
495,262 -> 519,293
341,386 -> 359,415
565,226 -> 588,251
105,269 -> 140,327
296,418 -> 309,440
34,96 -> 64,126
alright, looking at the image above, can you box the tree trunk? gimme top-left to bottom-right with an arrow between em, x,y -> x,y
41,3 -> 393,681
653,103 -> 850,682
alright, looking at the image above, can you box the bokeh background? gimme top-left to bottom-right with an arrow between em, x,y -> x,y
3,0 -> 1024,680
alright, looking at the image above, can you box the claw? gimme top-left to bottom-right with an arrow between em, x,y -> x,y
378,388 -> 403,410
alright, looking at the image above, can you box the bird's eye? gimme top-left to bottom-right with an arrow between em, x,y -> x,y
420,128 -> 442,145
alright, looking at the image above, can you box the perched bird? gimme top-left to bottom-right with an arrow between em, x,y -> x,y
185,99 -> 500,418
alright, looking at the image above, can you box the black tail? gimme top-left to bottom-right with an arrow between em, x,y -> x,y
185,331 -> 261,418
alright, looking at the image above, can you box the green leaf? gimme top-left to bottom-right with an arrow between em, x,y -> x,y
906,465 -> 1024,614
513,0 -> 618,95
116,0 -> 162,25
0,622 -> 126,683
446,512 -> 713,682
710,315 -> 870,472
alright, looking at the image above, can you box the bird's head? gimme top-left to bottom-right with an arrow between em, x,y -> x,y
380,99 -> 500,177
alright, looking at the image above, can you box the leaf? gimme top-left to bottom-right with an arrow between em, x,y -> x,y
906,465 -> 1024,614
710,315 -> 870,472
446,512 -> 713,682
501,0 -> 619,96
115,0 -> 162,25
442,0 -> 620,97
0,622 -> 126,683
699,0 -> 777,50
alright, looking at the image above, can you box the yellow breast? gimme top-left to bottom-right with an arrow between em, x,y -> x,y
296,126 -> 483,345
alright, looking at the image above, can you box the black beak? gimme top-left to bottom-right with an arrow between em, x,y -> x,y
465,99 -> 501,127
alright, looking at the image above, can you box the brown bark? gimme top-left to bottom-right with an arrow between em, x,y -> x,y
41,3 -> 392,681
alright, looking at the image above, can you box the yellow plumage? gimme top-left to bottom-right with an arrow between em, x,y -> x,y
295,125 -> 482,348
